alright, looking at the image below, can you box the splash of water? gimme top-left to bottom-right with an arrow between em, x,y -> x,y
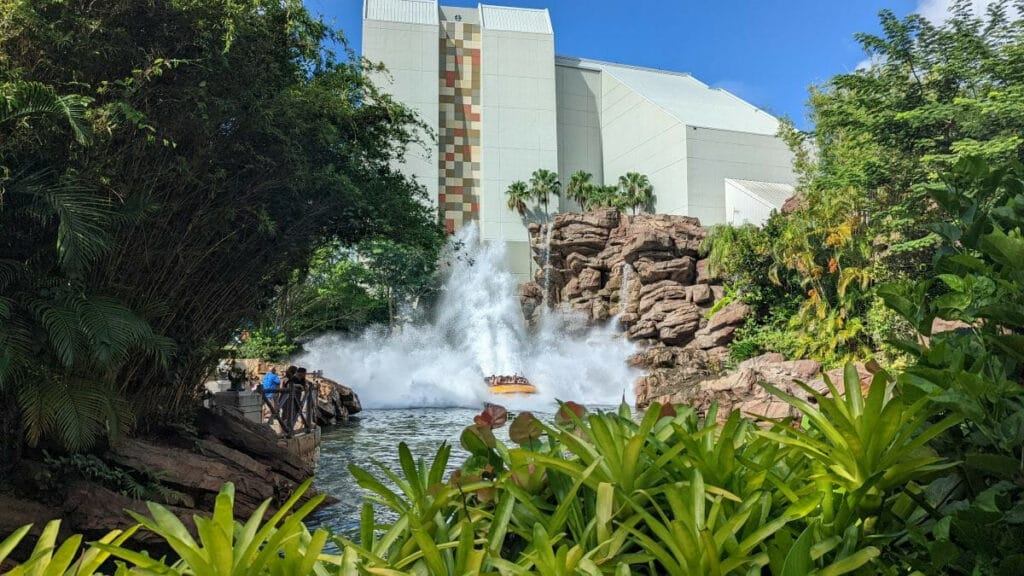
618,262 -> 634,321
296,224 -> 640,411
541,222 -> 555,309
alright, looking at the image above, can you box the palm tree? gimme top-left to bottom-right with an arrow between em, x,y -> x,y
619,172 -> 654,215
565,170 -> 593,211
505,180 -> 530,216
529,168 -> 561,219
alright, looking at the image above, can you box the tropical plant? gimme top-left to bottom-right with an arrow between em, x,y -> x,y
506,180 -> 530,217
582,184 -> 628,212
529,168 -> 561,219
877,157 -> 1024,573
0,80 -> 175,458
565,169 -> 594,210
1,0 -> 442,456
337,392 -> 953,574
618,172 -> 653,215
704,3 -> 1024,365
0,480 -> 336,575
3,383 -> 970,574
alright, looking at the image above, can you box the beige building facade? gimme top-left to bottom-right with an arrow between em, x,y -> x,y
363,0 -> 796,278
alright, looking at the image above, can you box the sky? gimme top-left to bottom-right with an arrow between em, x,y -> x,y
306,0 -> 992,130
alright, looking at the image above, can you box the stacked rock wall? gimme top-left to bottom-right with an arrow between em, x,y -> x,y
525,209 -> 746,357
524,209 -> 874,418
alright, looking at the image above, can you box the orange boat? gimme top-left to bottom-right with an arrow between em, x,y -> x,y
485,374 -> 538,395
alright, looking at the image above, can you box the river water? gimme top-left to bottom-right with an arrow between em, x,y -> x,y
297,225 -> 639,534
307,407 -> 519,534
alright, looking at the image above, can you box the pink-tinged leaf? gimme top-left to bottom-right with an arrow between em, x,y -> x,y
461,424 -> 497,451
555,401 -> 587,425
509,412 -> 544,444
474,403 -> 508,429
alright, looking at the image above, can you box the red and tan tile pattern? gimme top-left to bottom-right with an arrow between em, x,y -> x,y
438,21 -> 482,233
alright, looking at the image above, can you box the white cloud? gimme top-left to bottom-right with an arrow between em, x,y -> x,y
914,0 -> 1016,22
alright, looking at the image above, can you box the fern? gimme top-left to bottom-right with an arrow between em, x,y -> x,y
0,81 -> 93,144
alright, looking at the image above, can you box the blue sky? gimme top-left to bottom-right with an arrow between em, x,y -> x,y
307,0 -> 947,130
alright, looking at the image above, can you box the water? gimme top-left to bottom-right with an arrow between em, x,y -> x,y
308,407 -> 550,535
541,222 -> 554,309
298,224 -> 640,533
618,262 -> 634,323
295,224 -> 640,413
307,408 -> 478,534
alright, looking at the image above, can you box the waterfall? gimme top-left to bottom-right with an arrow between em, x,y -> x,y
617,262 -> 634,327
541,222 -> 555,310
296,224 -> 640,411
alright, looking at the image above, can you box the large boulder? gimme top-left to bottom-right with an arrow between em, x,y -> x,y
692,301 -> 749,350
635,256 -> 696,284
621,228 -> 676,264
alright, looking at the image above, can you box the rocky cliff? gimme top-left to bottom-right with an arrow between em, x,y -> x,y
521,210 -> 880,417
524,208 -> 747,360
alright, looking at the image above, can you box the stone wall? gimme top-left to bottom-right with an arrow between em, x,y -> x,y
524,208 -> 747,359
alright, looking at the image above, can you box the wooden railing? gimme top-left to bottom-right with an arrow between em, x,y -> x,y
256,382 -> 317,437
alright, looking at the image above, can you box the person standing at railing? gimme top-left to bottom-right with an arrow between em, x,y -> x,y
261,367 -> 281,398
282,366 -> 308,431
259,367 -> 282,425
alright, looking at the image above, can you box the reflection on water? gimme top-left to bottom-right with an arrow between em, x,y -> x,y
308,408 -> 500,535
307,406 -> 571,535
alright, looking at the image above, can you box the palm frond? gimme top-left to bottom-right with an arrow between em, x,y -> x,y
17,372 -> 125,451
0,81 -> 93,145
7,169 -> 115,269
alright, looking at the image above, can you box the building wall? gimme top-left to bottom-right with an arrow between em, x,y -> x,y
362,17 -> 439,204
438,18 -> 482,232
555,63 -> 603,210
479,28 -> 558,248
724,180 -> 777,226
600,73 -> 689,214
685,126 -> 795,225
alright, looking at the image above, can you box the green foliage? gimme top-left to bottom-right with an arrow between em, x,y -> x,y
507,180 -> 531,217
0,519 -> 139,576
565,170 -> 594,210
581,184 -> 629,212
529,169 -> 562,219
617,172 -> 654,215
706,4 -> 1024,365
1,359 -> 997,575
877,157 -> 1024,574
39,452 -> 186,506
337,388 -> 951,574
235,326 -> 299,363
1,0 -> 442,452
1,481 -> 334,576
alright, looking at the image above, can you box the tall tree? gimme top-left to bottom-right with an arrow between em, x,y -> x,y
618,172 -> 653,215
0,0 -> 441,452
505,180 -> 530,217
529,168 -> 561,219
565,170 -> 593,211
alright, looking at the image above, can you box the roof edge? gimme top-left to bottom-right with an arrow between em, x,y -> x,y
556,55 -> 695,82
479,4 -> 552,34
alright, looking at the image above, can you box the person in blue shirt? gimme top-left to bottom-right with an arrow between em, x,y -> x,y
261,367 -> 281,398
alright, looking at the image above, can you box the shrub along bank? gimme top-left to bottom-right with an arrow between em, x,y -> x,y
703,4 -> 1024,367
5,153 -> 1021,575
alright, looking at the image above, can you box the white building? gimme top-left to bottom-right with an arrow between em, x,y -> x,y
363,0 -> 795,277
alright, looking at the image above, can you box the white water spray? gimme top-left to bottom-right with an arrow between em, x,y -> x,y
296,225 -> 640,411
541,222 -> 555,310
617,262 -> 634,326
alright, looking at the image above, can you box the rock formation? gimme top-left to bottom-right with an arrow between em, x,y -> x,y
526,209 -> 744,359
523,209 -> 872,420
